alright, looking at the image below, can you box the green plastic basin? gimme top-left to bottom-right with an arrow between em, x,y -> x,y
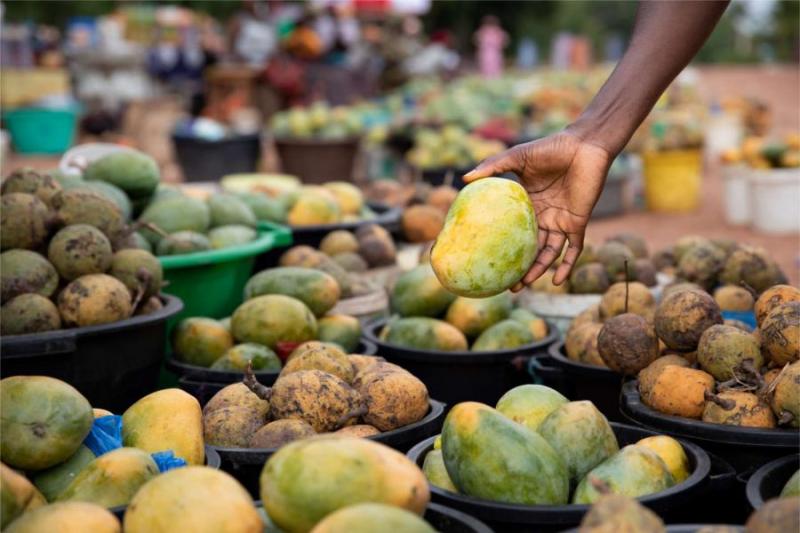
159,222 -> 292,328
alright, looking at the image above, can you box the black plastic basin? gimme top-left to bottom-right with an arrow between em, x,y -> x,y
529,341 -> 624,422
745,454 -> 799,510
213,399 -> 446,498
620,380 -> 798,473
406,422 -> 711,533
364,317 -> 559,407
1,295 -> 183,411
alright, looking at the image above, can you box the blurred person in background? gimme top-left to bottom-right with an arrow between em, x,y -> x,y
405,29 -> 460,78
229,0 -> 276,67
474,15 -> 507,79
465,1 -> 731,289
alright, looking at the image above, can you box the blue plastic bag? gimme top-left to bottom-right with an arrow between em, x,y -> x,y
82,415 -> 187,472
722,310 -> 757,330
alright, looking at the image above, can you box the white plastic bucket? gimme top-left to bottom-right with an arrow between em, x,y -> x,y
721,164 -> 751,225
750,167 -> 800,234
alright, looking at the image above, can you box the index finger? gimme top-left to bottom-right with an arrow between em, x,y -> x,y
463,146 -> 521,183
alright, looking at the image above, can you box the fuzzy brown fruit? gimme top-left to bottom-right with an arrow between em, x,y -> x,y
565,322 -> 605,367
643,366 -> 715,419
249,419 -> 316,449
760,302 -> 800,366
569,263 -> 610,294
697,325 -> 763,381
401,204 -> 444,243
702,391 -> 776,428
597,314 -> 659,375
357,369 -> 429,431
654,289 -> 723,351
598,282 -> 655,320
714,285 -> 755,312
755,285 -> 800,326
57,273 -> 132,327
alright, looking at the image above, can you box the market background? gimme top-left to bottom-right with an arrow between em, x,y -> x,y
1,0 -> 798,282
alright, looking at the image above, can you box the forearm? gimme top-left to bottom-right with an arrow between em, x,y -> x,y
569,0 -> 729,156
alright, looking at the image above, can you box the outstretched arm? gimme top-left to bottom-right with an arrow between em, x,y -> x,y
465,1 -> 730,288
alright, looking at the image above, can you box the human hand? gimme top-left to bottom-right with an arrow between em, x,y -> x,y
463,130 -> 612,289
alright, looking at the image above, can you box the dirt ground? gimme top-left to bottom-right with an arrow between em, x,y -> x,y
4,65 -> 798,283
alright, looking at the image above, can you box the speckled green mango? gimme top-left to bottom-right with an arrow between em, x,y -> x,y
441,402 -> 568,505
509,308 -> 549,340
495,384 -> 568,432
472,319 -> 533,351
33,445 -> 96,501
1,376 -> 93,471
232,294 -> 318,349
139,196 -> 210,245
572,445 -> 675,504
444,292 -> 513,338
56,448 -> 159,508
538,401 -> 619,484
381,317 -> 468,352
173,317 -> 234,367
236,192 -> 289,223
422,450 -> 457,492
390,264 -> 456,318
84,151 -> 160,199
244,267 -> 340,318
207,193 -> 257,228
208,225 -> 257,249
432,178 -> 537,297
317,315 -> 361,353
781,469 -> 800,497
210,343 -> 282,372
156,231 -> 211,256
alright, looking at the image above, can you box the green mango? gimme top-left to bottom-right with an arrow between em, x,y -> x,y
33,445 -> 96,501
781,469 -> 800,497
390,265 -> 456,318
572,445 -> 675,504
422,450 -> 457,492
207,194 -> 257,228
232,295 -> 317,350
441,402 -> 568,505
317,315 -> 361,353
244,267 -> 340,318
56,447 -> 158,508
538,401 -> 619,484
156,231 -> 211,256
210,343 -> 282,372
471,319 -> 533,351
495,384 -> 568,432
380,317 -> 468,352
1,376 -> 93,471
432,178 -> 537,297
444,293 -> 513,338
84,151 -> 160,199
311,503 -> 435,533
139,196 -> 210,245
208,225 -> 257,249
80,182 -> 132,220
236,192 -> 288,223
1,463 -> 46,528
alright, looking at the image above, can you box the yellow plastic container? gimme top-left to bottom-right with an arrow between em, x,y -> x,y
643,150 -> 702,212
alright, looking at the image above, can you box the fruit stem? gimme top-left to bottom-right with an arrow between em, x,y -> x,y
704,390 -> 735,410
334,404 -> 368,429
243,363 -> 272,401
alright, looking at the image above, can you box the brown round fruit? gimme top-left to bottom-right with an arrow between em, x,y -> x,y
654,289 -> 723,351
597,313 -> 659,375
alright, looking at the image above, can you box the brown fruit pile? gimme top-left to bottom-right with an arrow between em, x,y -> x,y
202,342 -> 430,450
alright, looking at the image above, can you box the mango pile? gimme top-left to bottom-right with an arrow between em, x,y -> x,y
270,101 -> 366,140
222,174 -> 382,228
202,342 -> 429,449
720,132 -> 800,169
1,163 -> 166,335
405,125 -> 507,170
423,385 -> 690,505
1,376 -> 207,529
381,263 -> 548,352
172,262 -> 370,370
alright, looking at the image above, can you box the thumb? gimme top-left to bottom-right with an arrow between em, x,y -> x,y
463,147 -> 520,183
